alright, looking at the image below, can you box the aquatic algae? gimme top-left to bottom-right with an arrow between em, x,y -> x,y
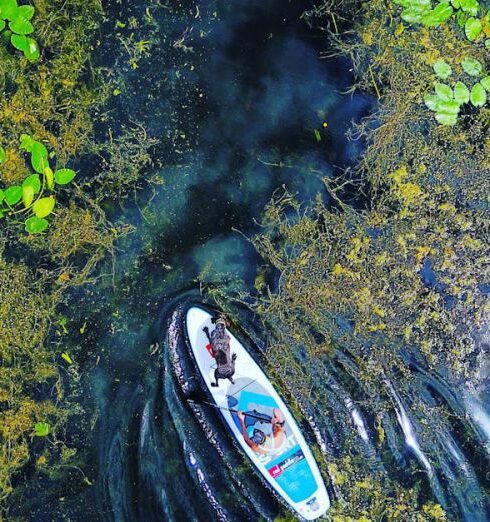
247,0 -> 490,518
0,0 -> 119,513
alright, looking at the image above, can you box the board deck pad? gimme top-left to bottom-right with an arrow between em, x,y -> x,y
185,306 -> 330,520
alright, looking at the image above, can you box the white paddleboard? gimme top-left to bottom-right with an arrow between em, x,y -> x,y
185,306 -> 330,520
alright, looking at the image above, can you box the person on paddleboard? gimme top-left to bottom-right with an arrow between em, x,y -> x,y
237,408 -> 286,456
203,315 -> 237,387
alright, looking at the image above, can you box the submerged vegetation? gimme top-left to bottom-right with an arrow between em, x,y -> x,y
0,0 -> 115,514
247,0 -> 490,518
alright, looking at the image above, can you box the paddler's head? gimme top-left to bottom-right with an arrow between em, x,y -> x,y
271,408 -> 285,433
215,315 -> 227,332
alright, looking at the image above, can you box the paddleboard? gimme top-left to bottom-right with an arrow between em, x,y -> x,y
184,305 -> 330,520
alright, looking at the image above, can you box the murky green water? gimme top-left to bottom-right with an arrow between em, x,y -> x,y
8,0 -> 490,520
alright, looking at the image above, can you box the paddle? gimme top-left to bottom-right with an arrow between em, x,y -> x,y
189,399 -> 272,423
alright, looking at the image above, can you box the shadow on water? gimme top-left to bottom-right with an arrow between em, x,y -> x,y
11,0 -> 490,520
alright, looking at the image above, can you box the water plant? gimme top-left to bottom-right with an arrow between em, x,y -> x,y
393,0 -> 486,42
0,0 -> 40,60
424,56 -> 490,124
0,134 -> 75,233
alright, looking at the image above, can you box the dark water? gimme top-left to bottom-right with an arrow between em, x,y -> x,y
10,0 -> 490,520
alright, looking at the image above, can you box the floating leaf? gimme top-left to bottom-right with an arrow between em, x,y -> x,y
480,76 -> 490,91
433,59 -> 452,79
19,133 -> 35,152
461,56 -> 483,76
0,145 -> 5,164
23,36 -> 39,61
25,215 -> 48,234
0,0 -> 19,21
456,9 -> 469,27
434,82 -> 453,101
470,82 -> 487,106
459,0 -> 479,16
32,196 -> 55,218
31,141 -> 48,173
438,99 -> 460,114
61,352 -> 73,364
0,19 -> 5,31
22,184 -> 34,208
54,168 -> 75,185
34,421 -> 50,436
0,188 -> 4,202
435,112 -> 458,126
424,93 -> 441,111
422,3 -> 453,27
9,16 -> 33,35
454,81 -> 470,103
465,17 -> 482,40
22,173 -> 40,193
401,6 -> 429,24
44,166 -> 54,189
393,0 -> 430,7
15,4 -> 34,20
10,32 -> 27,51
4,185 -> 22,205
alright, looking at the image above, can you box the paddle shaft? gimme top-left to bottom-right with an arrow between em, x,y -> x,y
191,399 -> 272,423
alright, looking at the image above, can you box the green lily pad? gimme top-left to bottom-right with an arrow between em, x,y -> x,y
456,9 -> 469,27
400,7 -> 428,24
433,59 -> 452,79
422,3 -> 453,27
437,99 -> 460,114
43,166 -> 54,189
25,216 -> 48,234
0,0 -> 18,21
0,19 -> 5,31
470,82 -> 487,106
454,81 -> 470,104
31,141 -> 48,173
15,5 -> 34,20
0,188 -> 4,202
435,82 -> 453,101
19,133 -> 35,152
34,421 -> 50,436
22,184 -> 34,208
424,93 -> 441,111
10,32 -> 26,50
22,173 -> 40,193
459,0 -> 480,16
465,17 -> 482,40
394,0 -> 430,6
23,36 -> 39,60
435,112 -> 458,126
9,16 -> 33,35
480,76 -> 490,91
32,196 -> 55,218
0,145 -> 5,164
54,168 -> 75,185
461,56 -> 483,76
4,185 -> 22,205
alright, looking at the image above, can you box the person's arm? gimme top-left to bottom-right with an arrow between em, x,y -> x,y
237,412 -> 267,454
202,326 -> 211,343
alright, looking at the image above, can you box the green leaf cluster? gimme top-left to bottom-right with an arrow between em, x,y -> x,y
0,134 -> 76,233
425,56 -> 490,124
393,0 -> 485,42
0,0 -> 40,60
